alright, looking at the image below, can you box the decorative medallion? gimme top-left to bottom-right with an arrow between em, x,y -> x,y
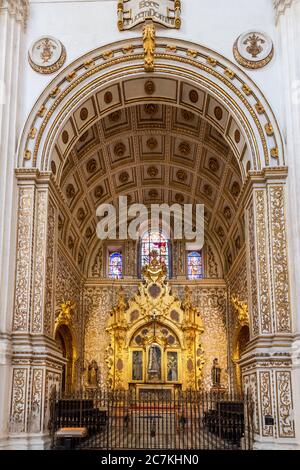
149,189 -> 158,199
80,108 -> 89,121
175,193 -> 184,204
86,158 -> 97,174
224,207 -> 232,220
104,91 -> 113,104
209,158 -> 220,173
79,132 -> 89,143
214,106 -> 223,121
28,36 -> 66,74
94,186 -> 104,199
178,141 -> 191,156
58,215 -> 63,231
231,182 -> 241,198
203,184 -> 213,198
176,169 -> 187,182
217,227 -> 225,239
66,184 -> 75,199
181,109 -> 194,121
144,80 -> 155,95
51,161 -> 57,175
68,237 -> 74,250
114,142 -> 126,157
144,103 -> 159,115
109,110 -> 121,122
233,31 -> 274,69
147,166 -> 159,178
119,171 -> 129,184
148,284 -> 162,299
62,131 -> 69,144
146,137 -> 158,150
234,129 -> 241,143
85,227 -> 93,239
189,89 -> 199,104
77,208 -> 86,222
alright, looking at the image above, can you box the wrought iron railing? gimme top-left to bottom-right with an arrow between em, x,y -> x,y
49,389 -> 254,450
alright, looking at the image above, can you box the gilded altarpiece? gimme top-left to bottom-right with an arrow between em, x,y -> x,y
105,258 -> 205,391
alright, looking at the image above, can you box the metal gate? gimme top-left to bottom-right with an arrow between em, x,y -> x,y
50,389 -> 254,450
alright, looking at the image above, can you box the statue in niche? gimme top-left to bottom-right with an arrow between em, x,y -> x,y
148,345 -> 161,381
112,287 -> 127,324
211,358 -> 221,387
167,352 -> 178,382
182,286 -> 197,325
92,247 -> 103,277
88,360 -> 99,387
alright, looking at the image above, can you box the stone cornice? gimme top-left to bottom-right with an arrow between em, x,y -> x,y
273,0 -> 296,22
0,0 -> 29,26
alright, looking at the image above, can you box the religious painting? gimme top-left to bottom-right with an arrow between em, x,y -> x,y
147,345 -> 162,381
132,351 -> 143,381
167,352 -> 178,382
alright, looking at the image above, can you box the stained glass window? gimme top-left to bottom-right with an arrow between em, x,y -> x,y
141,231 -> 169,275
187,251 -> 203,280
108,252 -> 123,279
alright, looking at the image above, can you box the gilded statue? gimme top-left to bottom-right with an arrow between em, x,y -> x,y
182,286 -> 198,325
211,358 -> 221,387
231,295 -> 249,327
87,360 -> 99,387
143,21 -> 156,72
56,300 -> 76,326
141,250 -> 167,283
112,287 -> 127,324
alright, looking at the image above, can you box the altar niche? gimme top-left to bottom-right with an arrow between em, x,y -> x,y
130,327 -> 180,385
106,254 -> 205,391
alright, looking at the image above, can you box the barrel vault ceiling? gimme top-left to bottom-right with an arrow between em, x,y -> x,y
53,103 -> 245,275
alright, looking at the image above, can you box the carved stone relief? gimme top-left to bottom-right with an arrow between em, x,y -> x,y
260,371 -> 274,437
32,191 -> 47,334
269,187 -> 291,333
276,371 -> 295,438
255,190 -> 272,334
29,369 -> 43,433
247,202 -> 260,337
243,372 -> 260,434
13,188 -> 35,332
44,202 -> 56,335
10,368 -> 28,433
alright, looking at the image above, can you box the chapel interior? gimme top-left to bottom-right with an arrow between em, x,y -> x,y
52,102 -> 250,396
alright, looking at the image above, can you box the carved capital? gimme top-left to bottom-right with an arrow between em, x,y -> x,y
0,0 -> 29,26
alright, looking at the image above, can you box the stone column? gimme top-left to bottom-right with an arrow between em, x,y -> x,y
242,169 -> 298,449
8,171 -> 63,449
0,0 -> 29,449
